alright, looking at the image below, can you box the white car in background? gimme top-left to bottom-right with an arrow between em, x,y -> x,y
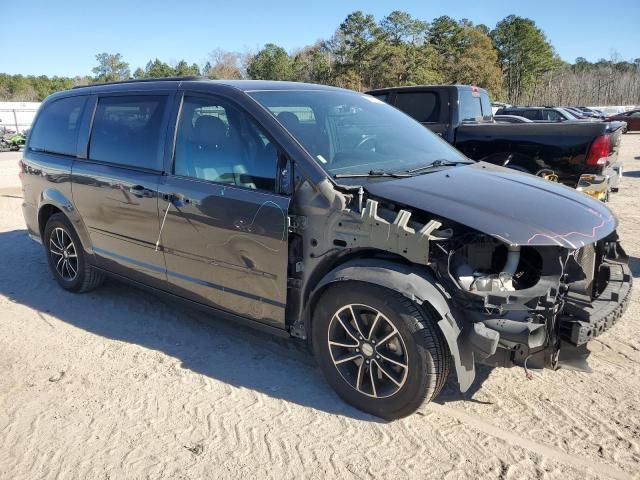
491,101 -> 512,115
590,106 -> 632,116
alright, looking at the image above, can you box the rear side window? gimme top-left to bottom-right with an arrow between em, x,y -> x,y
518,109 -> 541,121
368,92 -> 389,103
480,93 -> 493,121
89,95 -> 168,170
458,89 -> 483,122
29,96 -> 86,156
543,109 -> 564,122
394,92 -> 440,123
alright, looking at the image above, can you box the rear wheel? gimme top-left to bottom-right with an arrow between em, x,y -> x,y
312,282 -> 449,420
44,213 -> 104,293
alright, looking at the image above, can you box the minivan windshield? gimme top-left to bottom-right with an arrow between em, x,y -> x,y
248,90 -> 471,178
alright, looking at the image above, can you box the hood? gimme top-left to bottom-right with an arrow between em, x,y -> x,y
364,162 -> 616,249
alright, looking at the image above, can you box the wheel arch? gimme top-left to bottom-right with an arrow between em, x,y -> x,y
480,152 -> 539,174
305,258 -> 476,392
38,188 -> 93,254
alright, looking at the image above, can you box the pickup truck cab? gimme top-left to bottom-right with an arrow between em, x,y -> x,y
367,85 -> 625,201
21,79 -> 631,419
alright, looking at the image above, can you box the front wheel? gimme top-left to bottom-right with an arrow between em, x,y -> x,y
312,282 -> 450,420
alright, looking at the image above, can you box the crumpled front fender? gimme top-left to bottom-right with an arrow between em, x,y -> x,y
309,258 -> 476,392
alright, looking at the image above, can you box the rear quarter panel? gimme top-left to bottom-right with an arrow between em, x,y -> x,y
20,151 -> 74,238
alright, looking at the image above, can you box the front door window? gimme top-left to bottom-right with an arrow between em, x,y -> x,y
174,96 -> 278,191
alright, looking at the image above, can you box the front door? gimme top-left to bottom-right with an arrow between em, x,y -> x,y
157,93 -> 290,327
72,93 -> 172,287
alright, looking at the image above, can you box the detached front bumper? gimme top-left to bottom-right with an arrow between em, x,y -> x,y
559,258 -> 632,345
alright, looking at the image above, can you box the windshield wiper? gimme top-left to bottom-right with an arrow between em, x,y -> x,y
406,159 -> 468,174
334,169 -> 413,179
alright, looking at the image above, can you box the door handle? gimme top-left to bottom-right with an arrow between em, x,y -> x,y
128,185 -> 154,198
162,192 -> 189,206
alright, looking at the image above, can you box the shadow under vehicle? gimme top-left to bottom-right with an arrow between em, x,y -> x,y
19,78 -> 631,419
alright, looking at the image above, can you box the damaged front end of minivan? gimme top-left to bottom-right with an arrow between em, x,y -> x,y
430,228 -> 632,377
291,163 -> 632,393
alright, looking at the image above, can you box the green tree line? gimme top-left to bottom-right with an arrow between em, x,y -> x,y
1,11 -> 639,105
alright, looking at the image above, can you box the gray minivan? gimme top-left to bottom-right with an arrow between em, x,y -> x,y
20,78 -> 631,419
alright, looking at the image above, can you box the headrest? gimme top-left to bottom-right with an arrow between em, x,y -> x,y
194,115 -> 227,146
277,111 -> 300,130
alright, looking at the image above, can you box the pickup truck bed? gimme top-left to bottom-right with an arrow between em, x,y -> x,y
455,121 -> 623,189
367,85 -> 625,200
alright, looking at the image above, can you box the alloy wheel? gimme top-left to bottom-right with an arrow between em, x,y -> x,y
49,227 -> 78,281
328,304 -> 409,398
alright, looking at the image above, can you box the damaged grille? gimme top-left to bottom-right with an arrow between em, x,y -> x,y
559,246 -> 632,346
570,245 -> 597,296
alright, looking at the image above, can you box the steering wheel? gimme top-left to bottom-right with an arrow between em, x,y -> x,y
355,135 -> 376,151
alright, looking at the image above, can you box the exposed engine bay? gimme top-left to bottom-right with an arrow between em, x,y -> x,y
429,228 -> 631,373
450,238 -> 527,292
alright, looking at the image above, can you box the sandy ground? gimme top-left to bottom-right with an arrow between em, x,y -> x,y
1,136 -> 639,480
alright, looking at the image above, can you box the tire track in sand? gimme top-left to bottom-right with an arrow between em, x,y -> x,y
428,403 -> 631,480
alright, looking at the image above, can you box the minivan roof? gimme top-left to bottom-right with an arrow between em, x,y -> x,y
68,77 -> 343,93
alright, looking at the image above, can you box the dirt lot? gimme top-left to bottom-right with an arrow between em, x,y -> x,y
1,135 -> 639,480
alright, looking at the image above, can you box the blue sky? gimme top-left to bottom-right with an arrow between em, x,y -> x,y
2,0 -> 639,77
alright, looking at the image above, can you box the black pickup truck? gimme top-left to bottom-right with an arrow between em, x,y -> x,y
367,85 -> 625,201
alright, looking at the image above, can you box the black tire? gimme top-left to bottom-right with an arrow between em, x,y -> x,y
43,213 -> 104,293
312,282 -> 450,420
